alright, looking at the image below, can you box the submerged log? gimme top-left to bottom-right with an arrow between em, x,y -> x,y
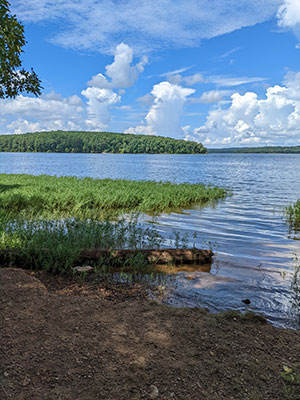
78,248 -> 213,265
0,247 -> 213,268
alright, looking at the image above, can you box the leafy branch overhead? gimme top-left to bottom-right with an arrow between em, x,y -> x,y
0,0 -> 41,98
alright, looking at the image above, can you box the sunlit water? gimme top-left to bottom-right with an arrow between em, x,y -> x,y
1,152 -> 300,328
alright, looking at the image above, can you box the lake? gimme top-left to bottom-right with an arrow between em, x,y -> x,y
1,152 -> 300,328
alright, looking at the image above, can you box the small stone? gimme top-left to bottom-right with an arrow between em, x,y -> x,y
242,299 -> 251,305
149,385 -> 159,399
73,266 -> 93,273
186,276 -> 196,280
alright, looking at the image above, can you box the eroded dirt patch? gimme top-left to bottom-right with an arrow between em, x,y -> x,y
1,268 -> 300,400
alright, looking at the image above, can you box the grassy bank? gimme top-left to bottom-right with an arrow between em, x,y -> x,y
0,174 -> 227,219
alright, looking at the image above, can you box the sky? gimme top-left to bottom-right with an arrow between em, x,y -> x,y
1,0 -> 300,147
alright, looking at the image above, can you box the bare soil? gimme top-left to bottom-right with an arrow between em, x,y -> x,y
1,268 -> 300,400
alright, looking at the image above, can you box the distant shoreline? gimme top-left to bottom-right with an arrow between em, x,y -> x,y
208,145 -> 300,154
0,130 -> 207,155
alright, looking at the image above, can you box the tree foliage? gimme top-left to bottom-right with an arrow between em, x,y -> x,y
0,130 -> 207,154
0,0 -> 41,98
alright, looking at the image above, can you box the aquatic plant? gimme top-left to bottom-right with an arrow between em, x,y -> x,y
0,174 -> 227,220
290,254 -> 300,329
0,216 -> 165,274
286,200 -> 300,231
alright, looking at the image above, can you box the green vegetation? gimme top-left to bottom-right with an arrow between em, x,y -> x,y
0,0 -> 41,98
281,365 -> 300,400
208,146 -> 300,154
0,174 -> 226,275
0,130 -> 206,154
0,174 -> 227,219
286,200 -> 300,231
0,217 -> 165,274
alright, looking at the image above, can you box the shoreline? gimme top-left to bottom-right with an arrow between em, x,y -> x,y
1,267 -> 300,400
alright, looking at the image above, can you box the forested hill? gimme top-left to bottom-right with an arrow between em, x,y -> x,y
0,131 -> 206,154
208,146 -> 300,154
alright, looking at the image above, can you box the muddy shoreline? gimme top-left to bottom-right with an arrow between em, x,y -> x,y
1,268 -> 300,400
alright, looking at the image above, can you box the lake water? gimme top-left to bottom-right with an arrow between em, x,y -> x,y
1,152 -> 300,329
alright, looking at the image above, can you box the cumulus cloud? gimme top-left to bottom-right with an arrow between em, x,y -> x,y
12,0 -> 282,54
0,43 -> 141,134
0,93 -> 86,134
105,43 -> 147,88
190,72 -> 300,147
0,93 -> 83,119
81,87 -> 120,129
88,43 -> 147,90
277,0 -> 300,37
125,82 -> 195,138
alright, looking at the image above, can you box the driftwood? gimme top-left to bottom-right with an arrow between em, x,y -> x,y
78,248 -> 213,266
0,247 -> 213,268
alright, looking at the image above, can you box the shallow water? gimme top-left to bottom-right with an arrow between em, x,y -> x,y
1,152 -> 300,328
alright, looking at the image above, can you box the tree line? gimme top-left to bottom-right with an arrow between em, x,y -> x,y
0,131 -> 207,154
208,146 -> 300,154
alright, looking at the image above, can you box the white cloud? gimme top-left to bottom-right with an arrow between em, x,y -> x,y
166,73 -> 204,86
87,73 -> 111,89
125,81 -> 195,138
216,47 -> 242,59
159,66 -> 194,77
12,0 -> 282,54
81,87 -> 120,130
190,90 -> 232,104
190,71 -> 300,147
0,43 -> 142,134
137,93 -> 154,105
0,94 -> 83,119
88,43 -> 147,90
105,43 -> 147,88
277,0 -> 300,37
166,73 -> 265,88
208,75 -> 267,87
183,73 -> 204,86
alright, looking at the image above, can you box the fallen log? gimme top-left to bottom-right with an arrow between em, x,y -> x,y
0,248 -> 213,269
78,248 -> 213,265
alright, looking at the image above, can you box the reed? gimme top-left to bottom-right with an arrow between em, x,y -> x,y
0,174 -> 227,219
286,200 -> 300,230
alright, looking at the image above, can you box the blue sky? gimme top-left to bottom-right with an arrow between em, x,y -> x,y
1,0 -> 300,147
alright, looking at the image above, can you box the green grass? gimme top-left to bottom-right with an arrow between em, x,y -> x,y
0,217 -> 166,274
0,174 -> 227,219
286,200 -> 300,230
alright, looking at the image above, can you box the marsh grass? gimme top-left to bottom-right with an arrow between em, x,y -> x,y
286,200 -> 300,231
290,254 -> 300,330
0,216 -> 167,274
0,174 -> 227,219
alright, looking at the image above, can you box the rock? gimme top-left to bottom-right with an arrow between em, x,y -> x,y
73,265 -> 93,273
186,275 -> 196,280
242,299 -> 251,305
149,385 -> 159,399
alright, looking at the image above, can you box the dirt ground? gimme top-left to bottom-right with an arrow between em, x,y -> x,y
1,268 -> 300,400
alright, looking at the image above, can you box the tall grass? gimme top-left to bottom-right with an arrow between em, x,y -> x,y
286,200 -> 300,231
0,216 -> 165,274
0,174 -> 227,219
